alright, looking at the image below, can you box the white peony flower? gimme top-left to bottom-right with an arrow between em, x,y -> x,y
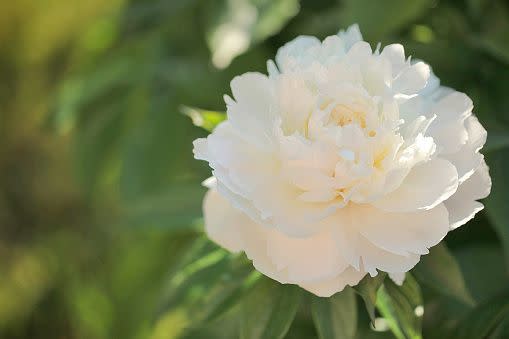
193,24 -> 492,297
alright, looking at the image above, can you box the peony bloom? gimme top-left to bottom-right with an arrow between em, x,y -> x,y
193,24 -> 491,297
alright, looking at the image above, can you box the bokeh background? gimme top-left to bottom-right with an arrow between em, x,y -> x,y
1,0 -> 509,338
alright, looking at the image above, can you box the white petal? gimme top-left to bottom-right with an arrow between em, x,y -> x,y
278,74 -> 315,135
204,188 -> 291,284
300,266 -> 366,297
337,24 -> 363,51
442,115 -> 487,183
445,160 -> 491,229
275,36 -> 321,72
228,72 -> 276,150
380,44 -> 406,77
374,159 -> 459,212
203,189 -> 246,253
357,203 -> 450,256
428,91 -> 473,154
267,227 -> 349,283
392,62 -> 430,94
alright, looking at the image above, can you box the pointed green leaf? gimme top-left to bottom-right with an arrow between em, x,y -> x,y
156,251 -> 255,336
182,105 -> 225,132
354,273 -> 387,323
413,243 -> 474,305
311,287 -> 357,339
376,274 -> 423,339
240,278 -> 301,339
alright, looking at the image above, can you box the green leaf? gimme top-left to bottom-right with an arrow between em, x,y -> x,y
354,273 -> 387,323
485,131 -> 509,153
456,245 -> 509,302
413,243 -> 474,305
376,274 -> 423,339
485,149 -> 509,269
240,278 -> 301,339
204,0 -> 299,68
339,0 -> 431,41
118,183 -> 206,231
156,250 -> 256,336
452,289 -> 509,339
181,105 -> 226,132
311,287 -> 357,339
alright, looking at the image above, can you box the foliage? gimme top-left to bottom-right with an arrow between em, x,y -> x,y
0,0 -> 508,338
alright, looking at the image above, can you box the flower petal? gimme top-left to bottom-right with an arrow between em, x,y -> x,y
357,203 -> 450,256
300,266 -> 366,297
444,160 -> 491,229
442,115 -> 487,183
267,227 -> 349,283
373,159 -> 459,212
392,61 -> 430,95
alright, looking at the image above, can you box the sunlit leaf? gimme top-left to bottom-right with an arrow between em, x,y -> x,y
311,287 -> 357,339
413,243 -> 474,305
240,278 -> 301,339
204,0 -> 299,68
181,105 -> 226,132
156,251 -> 256,337
376,274 -> 423,339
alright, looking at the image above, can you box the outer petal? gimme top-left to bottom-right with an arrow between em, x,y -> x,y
373,159 -> 459,212
204,187 -> 288,283
203,188 -> 247,253
275,36 -> 321,72
337,24 -> 363,51
300,267 -> 366,297
357,203 -> 450,256
267,227 -> 349,283
428,92 -> 473,154
227,72 -> 277,150
444,160 -> 491,229
442,115 -> 487,183
392,62 -> 430,95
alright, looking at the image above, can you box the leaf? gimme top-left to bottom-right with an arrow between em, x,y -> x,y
451,288 -> 509,339
311,287 -> 357,339
354,273 -> 387,323
485,131 -> 509,153
181,105 -> 226,132
204,0 -> 299,68
485,149 -> 509,269
376,274 -> 423,339
455,245 -> 509,302
339,0 -> 431,41
118,183 -> 206,231
240,278 -> 302,339
156,250 -> 256,336
413,243 -> 474,305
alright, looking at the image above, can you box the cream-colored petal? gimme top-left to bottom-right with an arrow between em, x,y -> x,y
300,266 -> 366,297
203,189 -> 246,253
357,203 -> 450,256
392,62 -> 430,95
267,227 -> 349,283
445,160 -> 491,229
373,159 -> 458,212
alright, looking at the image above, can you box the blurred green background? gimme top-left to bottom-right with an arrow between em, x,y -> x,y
1,0 -> 509,338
